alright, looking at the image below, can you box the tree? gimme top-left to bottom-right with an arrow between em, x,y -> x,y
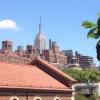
75,93 -> 89,100
75,93 -> 100,100
82,14 -> 100,61
60,68 -> 100,83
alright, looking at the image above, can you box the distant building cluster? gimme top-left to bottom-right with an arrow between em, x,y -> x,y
0,19 -> 96,68
63,50 -> 95,68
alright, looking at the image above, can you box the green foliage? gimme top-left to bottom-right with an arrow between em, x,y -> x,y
75,93 -> 89,100
97,17 -> 100,28
82,21 -> 96,28
82,16 -> 100,39
81,20 -> 100,39
60,68 -> 100,83
60,67 -> 100,99
87,27 -> 99,39
82,14 -> 100,61
75,93 -> 100,100
96,40 -> 100,61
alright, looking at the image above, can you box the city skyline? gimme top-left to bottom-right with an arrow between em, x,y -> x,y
0,0 -> 100,65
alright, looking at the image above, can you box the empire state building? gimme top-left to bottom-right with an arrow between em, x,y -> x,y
34,18 -> 46,56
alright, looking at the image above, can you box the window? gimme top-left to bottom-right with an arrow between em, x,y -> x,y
54,96 -> 61,100
13,99 -> 17,100
10,96 -> 19,100
34,96 -> 42,100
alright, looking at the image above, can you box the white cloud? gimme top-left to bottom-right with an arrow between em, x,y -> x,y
0,19 -> 21,31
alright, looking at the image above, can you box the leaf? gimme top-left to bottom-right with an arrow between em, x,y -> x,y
87,27 -> 99,39
97,16 -> 100,28
96,40 -> 100,61
96,39 -> 100,45
81,21 -> 97,28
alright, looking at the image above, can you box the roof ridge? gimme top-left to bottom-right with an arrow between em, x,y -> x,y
36,57 -> 76,82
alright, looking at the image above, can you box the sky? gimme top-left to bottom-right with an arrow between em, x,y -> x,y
0,0 -> 100,66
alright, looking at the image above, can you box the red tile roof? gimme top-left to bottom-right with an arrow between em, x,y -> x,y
31,57 -> 76,82
0,57 -> 76,92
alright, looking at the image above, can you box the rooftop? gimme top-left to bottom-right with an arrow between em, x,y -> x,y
0,57 -> 76,92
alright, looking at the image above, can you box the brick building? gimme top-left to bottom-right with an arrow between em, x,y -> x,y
63,50 -> 95,68
0,57 -> 76,100
43,39 -> 67,65
75,51 -> 95,68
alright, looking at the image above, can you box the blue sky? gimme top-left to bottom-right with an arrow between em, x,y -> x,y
0,0 -> 100,65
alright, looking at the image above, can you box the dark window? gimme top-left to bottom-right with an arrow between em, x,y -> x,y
54,97 -> 61,100
13,99 -> 17,100
36,99 -> 40,100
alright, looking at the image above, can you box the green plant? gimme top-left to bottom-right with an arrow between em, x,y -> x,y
60,68 -> 100,83
75,93 -> 89,100
82,14 -> 100,61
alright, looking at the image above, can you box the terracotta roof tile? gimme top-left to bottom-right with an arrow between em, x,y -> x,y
31,57 -> 76,82
0,62 -> 70,91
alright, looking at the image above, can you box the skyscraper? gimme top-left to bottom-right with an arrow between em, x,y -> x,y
34,17 -> 46,56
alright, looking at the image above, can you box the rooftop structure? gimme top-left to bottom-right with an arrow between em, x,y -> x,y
0,57 -> 76,100
74,83 -> 100,96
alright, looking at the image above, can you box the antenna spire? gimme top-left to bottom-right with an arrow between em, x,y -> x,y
39,16 -> 42,33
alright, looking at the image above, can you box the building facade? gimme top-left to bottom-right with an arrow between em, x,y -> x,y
0,57 -> 76,100
74,83 -> 100,96
43,39 -> 67,66
34,17 -> 46,56
63,50 -> 95,68
75,51 -> 95,68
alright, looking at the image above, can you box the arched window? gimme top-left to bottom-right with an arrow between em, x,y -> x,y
34,96 -> 42,100
13,99 -> 17,100
10,96 -> 19,100
54,96 -> 61,100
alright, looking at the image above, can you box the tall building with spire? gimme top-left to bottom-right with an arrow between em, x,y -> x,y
34,17 -> 46,56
